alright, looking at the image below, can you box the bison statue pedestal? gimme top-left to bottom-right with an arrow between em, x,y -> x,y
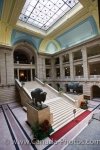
27,103 -> 53,127
27,88 -> 53,127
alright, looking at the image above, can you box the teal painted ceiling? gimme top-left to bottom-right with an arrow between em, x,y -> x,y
46,42 -> 58,54
11,16 -> 99,54
0,0 -> 3,19
11,29 -> 43,50
55,16 -> 99,49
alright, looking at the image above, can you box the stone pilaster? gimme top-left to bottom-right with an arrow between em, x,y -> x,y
59,55 -> 64,79
37,55 -> 45,80
17,69 -> 19,80
69,52 -> 74,80
51,58 -> 55,80
0,45 -> 14,85
6,51 -> 14,84
81,46 -> 88,79
30,69 -> 33,81
0,52 -> 7,84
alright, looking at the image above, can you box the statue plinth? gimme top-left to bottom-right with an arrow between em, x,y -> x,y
27,103 -> 53,127
30,103 -> 48,110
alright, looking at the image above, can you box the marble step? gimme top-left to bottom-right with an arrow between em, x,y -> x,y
24,81 -> 85,134
52,109 -> 85,132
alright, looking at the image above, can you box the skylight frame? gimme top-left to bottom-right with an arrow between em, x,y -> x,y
19,0 -> 80,31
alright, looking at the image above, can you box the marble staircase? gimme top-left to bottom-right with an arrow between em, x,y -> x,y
24,81 -> 58,101
45,97 -> 84,132
23,81 -> 85,132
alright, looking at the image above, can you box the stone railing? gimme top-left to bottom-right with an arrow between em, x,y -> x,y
89,75 -> 100,79
35,77 -> 75,104
15,79 -> 32,106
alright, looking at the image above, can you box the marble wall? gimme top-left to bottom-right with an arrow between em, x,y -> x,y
0,36 -> 100,100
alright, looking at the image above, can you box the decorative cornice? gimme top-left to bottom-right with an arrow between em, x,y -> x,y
38,35 -> 100,56
0,44 -> 13,50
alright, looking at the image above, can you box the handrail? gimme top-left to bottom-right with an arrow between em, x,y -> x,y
45,84 -> 59,94
35,77 -> 44,86
15,79 -> 32,99
46,84 -> 75,104
35,77 -> 59,94
62,93 -> 75,103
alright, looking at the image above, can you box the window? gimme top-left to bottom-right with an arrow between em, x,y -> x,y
73,50 -> 82,60
56,68 -> 60,77
87,45 -> 100,57
55,57 -> 59,65
63,54 -> 69,63
46,69 -> 51,77
14,51 -> 30,64
45,58 -> 51,65
64,67 -> 70,76
89,62 -> 100,75
75,65 -> 83,76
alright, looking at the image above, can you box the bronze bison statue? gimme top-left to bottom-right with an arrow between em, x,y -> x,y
31,88 -> 47,107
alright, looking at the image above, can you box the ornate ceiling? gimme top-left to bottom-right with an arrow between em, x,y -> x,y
19,0 -> 82,31
0,0 -> 99,54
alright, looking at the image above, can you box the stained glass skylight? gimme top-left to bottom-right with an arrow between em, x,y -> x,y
19,0 -> 80,31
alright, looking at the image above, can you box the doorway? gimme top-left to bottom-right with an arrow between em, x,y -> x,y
19,70 -> 31,81
92,85 -> 100,98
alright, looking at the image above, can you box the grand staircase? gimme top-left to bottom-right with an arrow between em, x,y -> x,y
23,80 -> 85,132
45,97 -> 84,132
24,81 -> 58,100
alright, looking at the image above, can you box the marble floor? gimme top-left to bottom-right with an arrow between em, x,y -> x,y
64,109 -> 100,150
0,101 -> 100,150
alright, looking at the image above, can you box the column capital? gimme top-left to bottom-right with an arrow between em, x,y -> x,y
68,51 -> 73,55
81,46 -> 86,52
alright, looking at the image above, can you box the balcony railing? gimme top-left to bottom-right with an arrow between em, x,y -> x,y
75,76 -> 84,79
89,75 -> 100,78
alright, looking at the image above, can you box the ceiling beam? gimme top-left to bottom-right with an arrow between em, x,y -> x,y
1,0 -> 14,23
1,0 -> 25,26
8,0 -> 25,26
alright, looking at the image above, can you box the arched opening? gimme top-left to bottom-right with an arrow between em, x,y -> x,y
92,85 -> 100,99
13,42 -> 37,82
14,50 -> 30,64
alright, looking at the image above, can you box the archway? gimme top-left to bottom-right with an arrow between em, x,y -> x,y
13,42 -> 37,82
14,50 -> 30,64
91,85 -> 100,99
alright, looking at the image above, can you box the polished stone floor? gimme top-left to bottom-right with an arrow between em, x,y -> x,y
0,101 -> 100,150
64,108 -> 100,150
